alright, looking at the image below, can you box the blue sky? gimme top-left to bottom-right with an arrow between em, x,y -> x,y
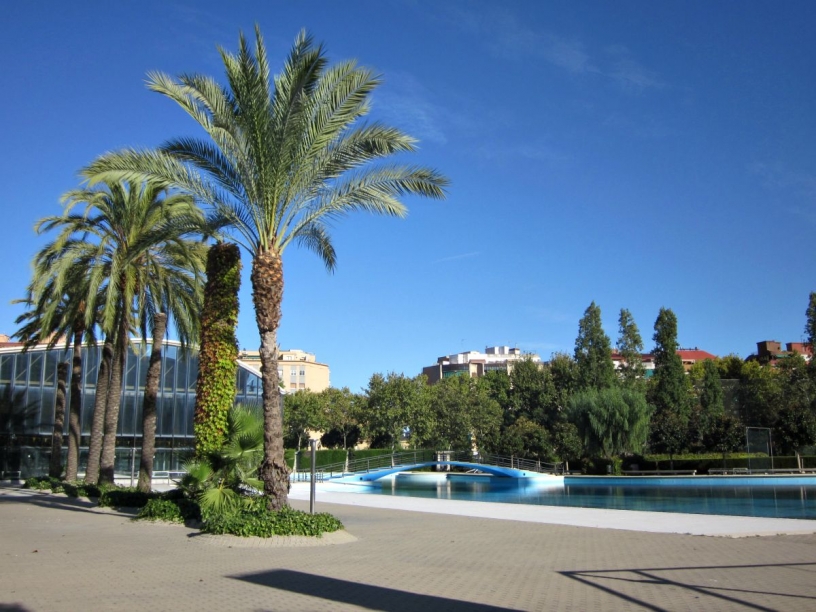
1,1 -> 814,391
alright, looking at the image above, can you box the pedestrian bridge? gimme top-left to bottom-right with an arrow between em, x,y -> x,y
336,461 -> 539,483
290,451 -> 563,484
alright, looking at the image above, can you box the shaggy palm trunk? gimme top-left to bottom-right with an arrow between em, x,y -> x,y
251,250 -> 289,510
138,313 -> 166,493
65,328 -> 84,481
85,339 -> 113,484
99,313 -> 128,485
49,362 -> 69,478
194,243 -> 240,456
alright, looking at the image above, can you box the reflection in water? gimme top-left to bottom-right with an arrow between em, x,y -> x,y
374,475 -> 816,519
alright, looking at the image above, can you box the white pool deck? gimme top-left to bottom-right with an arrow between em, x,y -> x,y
289,481 -> 816,538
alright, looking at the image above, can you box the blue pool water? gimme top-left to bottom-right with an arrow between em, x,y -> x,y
338,474 -> 816,519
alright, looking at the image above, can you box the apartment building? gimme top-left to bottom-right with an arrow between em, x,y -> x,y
422,346 -> 541,385
238,348 -> 330,392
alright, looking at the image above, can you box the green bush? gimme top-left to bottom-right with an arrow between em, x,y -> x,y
202,501 -> 343,537
137,499 -> 186,523
98,487 -> 153,508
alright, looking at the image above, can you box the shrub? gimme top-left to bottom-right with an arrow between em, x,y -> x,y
98,487 -> 153,508
202,502 -> 343,538
137,499 -> 186,523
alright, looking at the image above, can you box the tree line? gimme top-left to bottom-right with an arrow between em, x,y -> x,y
287,295 -> 816,471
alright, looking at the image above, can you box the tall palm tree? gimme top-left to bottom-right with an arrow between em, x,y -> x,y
37,180 -> 207,485
13,270 -> 99,481
133,223 -> 206,492
82,27 -> 448,508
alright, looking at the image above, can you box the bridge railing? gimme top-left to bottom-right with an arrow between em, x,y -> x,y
291,449 -> 563,480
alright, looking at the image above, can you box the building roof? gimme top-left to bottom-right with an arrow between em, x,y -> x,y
676,349 -> 717,361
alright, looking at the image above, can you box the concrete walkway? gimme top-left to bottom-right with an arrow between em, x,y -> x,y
2,484 -> 816,611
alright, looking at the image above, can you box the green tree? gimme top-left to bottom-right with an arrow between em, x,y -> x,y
508,357 -> 554,426
548,352 -> 578,417
426,375 -> 502,452
690,358 -> 725,449
702,412 -> 744,468
774,354 -> 816,468
319,387 -> 361,450
736,360 -> 782,429
616,308 -> 645,389
648,308 -> 692,456
568,387 -> 651,461
194,243 -> 242,456
806,291 -> 816,380
13,273 -> 96,481
36,180 -> 206,485
498,417 -> 552,461
649,308 -> 690,414
364,373 -> 431,450
84,28 -> 447,508
283,390 -> 325,451
574,302 -> 616,391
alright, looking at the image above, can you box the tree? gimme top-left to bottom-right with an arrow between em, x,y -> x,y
736,360 -> 782,429
568,387 -> 651,461
426,375 -> 502,452
703,413 -> 744,468
774,354 -> 816,468
194,243 -> 241,456
84,28 -> 448,508
574,302 -> 616,392
36,180 -> 206,485
498,417 -> 551,460
690,358 -> 725,449
364,373 -> 431,450
616,308 -> 645,389
13,270 -> 99,481
319,387 -> 361,450
49,362 -> 68,478
806,291 -> 816,380
548,352 -> 578,417
283,390 -> 325,451
508,357 -> 554,426
648,308 -> 692,456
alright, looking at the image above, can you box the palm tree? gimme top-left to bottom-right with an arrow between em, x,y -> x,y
36,180 -> 207,485
134,225 -> 206,493
13,270 -> 99,481
83,27 -> 448,508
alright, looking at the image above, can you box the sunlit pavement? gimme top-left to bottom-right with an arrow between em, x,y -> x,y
2,483 -> 816,611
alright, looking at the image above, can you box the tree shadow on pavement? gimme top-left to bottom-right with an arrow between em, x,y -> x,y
231,569 -> 515,612
0,489 -> 135,517
560,561 -> 816,612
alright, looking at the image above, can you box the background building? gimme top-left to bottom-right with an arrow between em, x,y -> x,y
238,348 -> 330,392
751,340 -> 812,365
422,346 -> 541,384
0,338 -> 263,479
611,347 -> 717,375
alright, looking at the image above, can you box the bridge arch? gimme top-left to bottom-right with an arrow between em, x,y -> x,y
338,461 -> 537,482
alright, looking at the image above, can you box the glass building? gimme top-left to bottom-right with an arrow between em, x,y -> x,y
0,340 -> 263,479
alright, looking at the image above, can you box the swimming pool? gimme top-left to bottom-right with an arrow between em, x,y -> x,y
327,472 -> 816,520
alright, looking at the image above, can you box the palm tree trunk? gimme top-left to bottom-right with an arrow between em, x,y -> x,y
85,339 -> 113,484
65,328 -> 84,481
251,250 -> 289,510
49,362 -> 69,479
99,313 -> 128,485
138,312 -> 166,493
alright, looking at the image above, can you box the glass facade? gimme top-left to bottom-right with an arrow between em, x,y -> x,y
0,341 -> 263,479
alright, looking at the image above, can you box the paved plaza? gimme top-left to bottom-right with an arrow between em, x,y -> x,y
2,484 -> 816,611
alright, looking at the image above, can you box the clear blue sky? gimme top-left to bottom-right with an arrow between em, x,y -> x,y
1,1 -> 814,391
